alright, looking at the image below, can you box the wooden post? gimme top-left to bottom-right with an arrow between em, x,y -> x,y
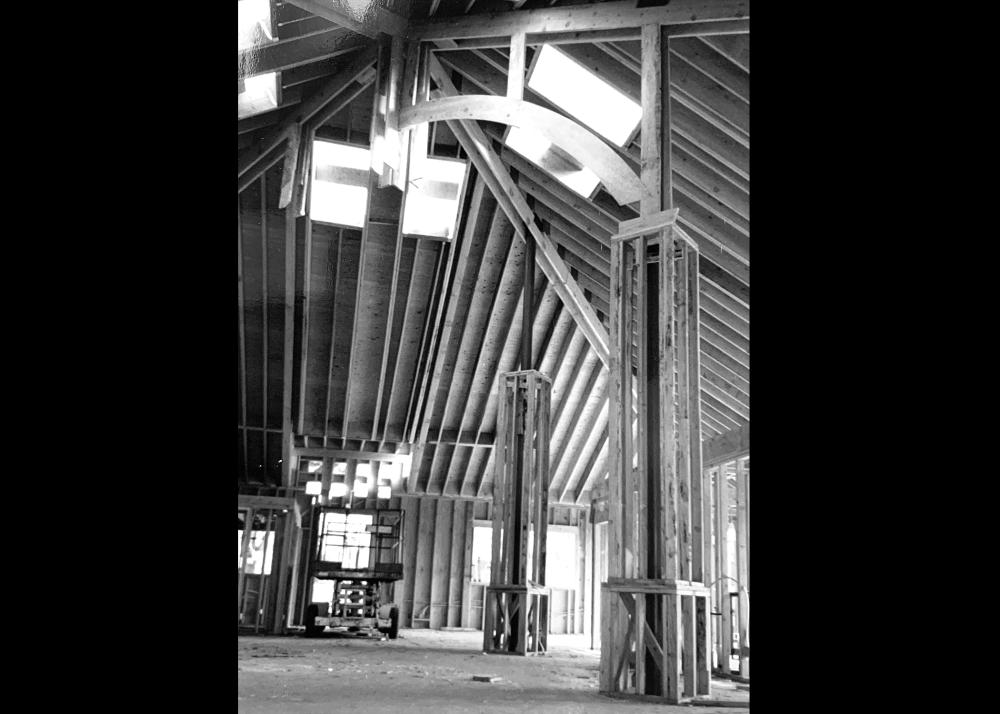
484,370 -> 551,655
598,22 -> 708,704
735,458 -> 749,678
715,465 -> 732,672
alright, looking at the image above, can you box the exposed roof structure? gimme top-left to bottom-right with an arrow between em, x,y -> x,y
236,0 -> 749,505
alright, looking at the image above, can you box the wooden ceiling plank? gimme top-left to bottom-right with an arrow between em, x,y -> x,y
700,336 -> 748,383
517,175 -> 615,243
699,255 -> 748,304
402,241 -> 449,444
447,215 -> 522,495
472,272 -> 554,500
671,37 -> 748,103
430,208 -> 516,495
678,220 -> 749,285
701,379 -> 748,421
409,177 -> 489,492
558,390 -> 608,504
429,68 -> 611,367
701,390 -> 746,428
701,353 -> 749,397
549,357 -> 603,499
338,172 -> 377,450
702,321 -> 748,370
500,146 -> 620,235
701,291 -> 747,339
700,308 -> 748,354
699,408 -> 731,437
671,100 -> 748,180
671,86 -> 748,149
700,397 -> 743,433
699,418 -> 722,440
573,432 -> 608,505
378,242 -> 423,451
409,1 -> 749,40
321,229 -> 345,446
701,274 -> 748,317
370,225 -> 411,443
673,142 -> 748,220
674,172 -> 748,237
286,0 -> 408,38
700,34 -> 749,74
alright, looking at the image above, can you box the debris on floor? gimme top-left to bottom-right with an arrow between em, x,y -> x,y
471,675 -> 501,683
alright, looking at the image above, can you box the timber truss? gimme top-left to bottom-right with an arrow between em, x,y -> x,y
236,0 -> 749,509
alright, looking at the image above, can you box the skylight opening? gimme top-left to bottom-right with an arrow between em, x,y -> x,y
527,44 -> 641,147
238,72 -> 279,119
238,0 -> 273,50
505,126 -> 601,198
402,156 -> 468,240
310,140 -> 371,228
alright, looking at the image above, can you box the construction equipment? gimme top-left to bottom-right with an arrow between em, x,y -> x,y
304,507 -> 403,639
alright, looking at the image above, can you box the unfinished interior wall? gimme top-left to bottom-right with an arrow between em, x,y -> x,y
394,496 -> 592,635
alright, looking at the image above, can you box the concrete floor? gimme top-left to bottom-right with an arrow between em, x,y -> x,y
238,629 -> 749,713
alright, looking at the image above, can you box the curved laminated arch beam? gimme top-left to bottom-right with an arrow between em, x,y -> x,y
398,94 -> 643,206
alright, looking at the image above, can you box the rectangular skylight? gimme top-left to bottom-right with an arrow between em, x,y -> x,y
310,140 -> 371,228
402,156 -> 468,240
505,126 -> 601,198
238,72 -> 279,119
527,44 -> 641,147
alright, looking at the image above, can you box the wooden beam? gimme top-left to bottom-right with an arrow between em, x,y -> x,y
612,208 -> 679,242
398,95 -> 643,205
238,27 -> 365,78
701,35 -> 749,74
285,0 -> 408,39
409,1 -> 749,41
278,125 -> 303,209
702,423 -> 748,467
507,32 -> 526,99
238,44 -> 379,192
429,20 -> 748,50
428,58 -> 611,369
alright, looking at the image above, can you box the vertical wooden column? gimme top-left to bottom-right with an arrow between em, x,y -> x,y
735,458 -> 749,678
715,465 -> 732,672
485,370 -> 552,655
599,22 -> 709,703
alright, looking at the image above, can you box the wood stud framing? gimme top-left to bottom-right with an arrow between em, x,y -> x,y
599,23 -> 710,703
484,370 -> 551,655
236,0 -> 750,644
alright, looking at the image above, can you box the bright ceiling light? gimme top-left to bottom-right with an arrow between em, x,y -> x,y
310,141 -> 371,228
505,126 -> 601,198
527,44 -> 641,147
402,157 -> 468,240
305,481 -> 323,496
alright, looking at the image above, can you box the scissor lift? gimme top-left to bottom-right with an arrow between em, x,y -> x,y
304,507 -> 403,639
